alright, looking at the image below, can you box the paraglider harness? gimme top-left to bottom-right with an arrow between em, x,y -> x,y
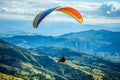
58,55 -> 66,62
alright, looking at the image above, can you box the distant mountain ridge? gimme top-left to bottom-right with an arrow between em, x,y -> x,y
2,30 -> 120,53
2,30 -> 120,62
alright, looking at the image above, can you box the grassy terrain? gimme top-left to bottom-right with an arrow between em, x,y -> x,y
0,73 -> 23,80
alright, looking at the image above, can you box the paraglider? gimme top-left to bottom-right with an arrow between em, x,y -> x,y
32,7 -> 84,63
33,6 -> 83,28
58,55 -> 66,63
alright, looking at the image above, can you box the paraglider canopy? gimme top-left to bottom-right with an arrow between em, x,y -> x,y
33,6 -> 83,28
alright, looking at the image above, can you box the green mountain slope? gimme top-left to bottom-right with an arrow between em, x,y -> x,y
0,73 -> 23,80
30,46 -> 120,80
0,39 -> 93,80
0,39 -> 120,80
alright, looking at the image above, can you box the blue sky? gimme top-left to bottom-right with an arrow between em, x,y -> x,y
0,0 -> 120,37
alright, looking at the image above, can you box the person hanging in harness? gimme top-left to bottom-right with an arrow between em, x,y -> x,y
58,55 -> 66,62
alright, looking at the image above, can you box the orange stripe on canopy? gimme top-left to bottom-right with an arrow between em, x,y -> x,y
56,7 -> 83,23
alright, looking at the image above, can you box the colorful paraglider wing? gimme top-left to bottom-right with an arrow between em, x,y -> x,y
33,6 -> 83,28
33,7 -> 60,28
56,7 -> 83,24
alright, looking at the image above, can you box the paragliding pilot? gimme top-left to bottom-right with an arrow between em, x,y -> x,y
58,55 -> 66,62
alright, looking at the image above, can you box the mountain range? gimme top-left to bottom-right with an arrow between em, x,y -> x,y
0,39 -> 120,80
2,30 -> 120,62
2,30 -> 120,52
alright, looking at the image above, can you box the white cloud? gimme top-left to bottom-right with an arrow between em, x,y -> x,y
84,17 -> 120,24
0,0 -> 120,24
0,13 -> 33,20
0,8 -> 7,13
0,0 -> 100,14
54,1 -> 101,11
99,1 -> 120,17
